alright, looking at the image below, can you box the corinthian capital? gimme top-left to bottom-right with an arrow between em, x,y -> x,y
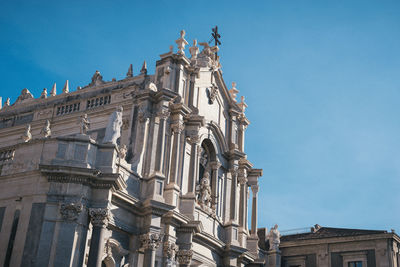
89,208 -> 109,227
171,122 -> 185,134
163,241 -> 178,260
187,134 -> 200,145
251,185 -> 259,195
156,109 -> 170,120
176,249 -> 193,264
140,233 -> 162,250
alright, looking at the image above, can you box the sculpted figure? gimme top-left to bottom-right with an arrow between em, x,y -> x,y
103,106 -> 123,144
41,120 -> 51,138
119,144 -> 127,160
268,224 -> 281,251
22,124 -> 32,142
79,114 -> 90,135
196,172 -> 212,210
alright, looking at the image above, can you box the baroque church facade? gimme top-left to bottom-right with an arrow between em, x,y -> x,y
0,30 -> 265,267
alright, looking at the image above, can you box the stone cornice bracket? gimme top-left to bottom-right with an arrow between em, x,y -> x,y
89,208 -> 110,228
176,249 -> 193,265
163,241 -> 178,260
60,202 -> 83,221
140,233 -> 162,250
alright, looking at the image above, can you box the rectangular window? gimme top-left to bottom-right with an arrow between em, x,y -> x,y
348,262 -> 362,267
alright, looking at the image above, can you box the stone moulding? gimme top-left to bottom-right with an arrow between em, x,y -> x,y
39,164 -> 121,189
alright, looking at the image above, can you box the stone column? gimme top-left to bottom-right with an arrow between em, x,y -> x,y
250,185 -> 259,236
238,169 -> 247,229
187,134 -> 201,194
176,249 -> 193,267
87,208 -> 109,267
210,161 -> 221,212
169,122 -> 184,185
164,121 -> 184,206
140,233 -> 162,267
230,169 -> 238,222
155,109 -> 170,174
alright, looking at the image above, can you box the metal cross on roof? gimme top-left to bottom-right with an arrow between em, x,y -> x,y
211,26 -> 221,47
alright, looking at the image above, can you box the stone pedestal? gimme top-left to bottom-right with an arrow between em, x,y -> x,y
267,250 -> 281,267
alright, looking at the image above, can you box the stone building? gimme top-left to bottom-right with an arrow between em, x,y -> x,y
258,224 -> 400,267
0,30 -> 264,267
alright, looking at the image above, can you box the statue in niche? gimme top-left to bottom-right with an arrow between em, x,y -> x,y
41,120 -> 51,138
103,106 -> 123,144
196,171 -> 212,211
268,224 -> 281,251
79,114 -> 90,135
22,124 -> 32,142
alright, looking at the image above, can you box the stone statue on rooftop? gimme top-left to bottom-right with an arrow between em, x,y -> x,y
79,114 -> 90,135
119,144 -> 127,160
268,224 -> 281,251
103,106 -> 123,144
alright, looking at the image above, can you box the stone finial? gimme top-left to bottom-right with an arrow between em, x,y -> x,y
41,119 -> 51,138
5,97 -> 10,106
175,30 -> 188,55
140,61 -> 147,75
126,64 -> 133,77
62,80 -> 69,93
40,88 -> 47,99
50,83 -> 57,96
169,45 -> 173,53
189,39 -> 200,59
22,124 -> 32,142
0,97 -> 2,110
229,82 -> 239,102
238,96 -> 248,113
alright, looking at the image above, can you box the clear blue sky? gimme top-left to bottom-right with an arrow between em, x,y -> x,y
1,0 -> 400,232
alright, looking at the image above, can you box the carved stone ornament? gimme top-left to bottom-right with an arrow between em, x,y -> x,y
156,109 -> 170,120
138,107 -> 152,123
89,208 -> 109,227
196,172 -> 213,212
103,106 -> 123,144
171,123 -> 185,134
60,202 -> 83,221
267,224 -> 281,251
207,84 -> 218,104
119,144 -> 127,160
40,88 -> 48,99
90,70 -> 105,86
16,88 -> 34,104
175,30 -> 188,55
22,124 -> 32,142
176,249 -> 193,264
140,233 -> 161,250
163,241 -> 178,260
79,114 -> 90,134
187,135 -> 200,145
41,119 -> 51,138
